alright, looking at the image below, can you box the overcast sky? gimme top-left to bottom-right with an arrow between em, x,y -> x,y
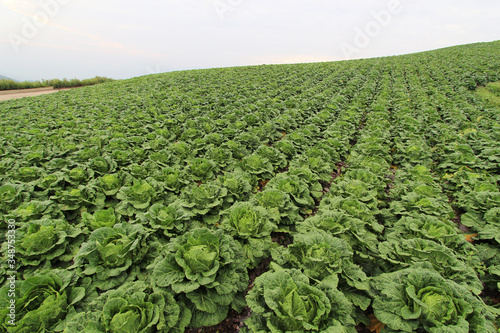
1,0 -> 499,81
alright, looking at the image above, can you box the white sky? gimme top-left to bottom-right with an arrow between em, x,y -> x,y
0,0 -> 499,81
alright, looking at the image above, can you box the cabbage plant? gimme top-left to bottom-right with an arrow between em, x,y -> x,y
154,166 -> 188,194
89,155 -> 117,174
71,222 -> 150,291
272,230 -> 369,295
63,166 -> 94,186
390,191 -> 455,220
266,173 -> 315,208
385,214 -> 480,264
244,268 -> 355,332
51,185 -> 106,212
8,199 -> 58,222
378,238 -> 484,295
329,179 -> 379,210
296,209 -> 381,262
255,145 -> 287,170
0,184 -> 28,213
180,183 -> 227,219
0,269 -> 85,332
370,265 -> 498,332
462,207 -> 500,245
115,178 -> 157,216
15,218 -> 85,269
288,166 -> 324,199
150,228 -> 248,328
97,172 -> 132,196
218,170 -> 256,204
252,188 -> 303,227
186,158 -> 217,181
141,201 -> 192,237
64,281 -> 191,333
81,207 -> 118,230
240,153 -> 275,179
222,202 -> 277,268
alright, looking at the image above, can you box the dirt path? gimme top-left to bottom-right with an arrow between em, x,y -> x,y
0,87 -> 73,102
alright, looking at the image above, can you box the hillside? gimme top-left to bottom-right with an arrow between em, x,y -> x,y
0,41 -> 499,332
0,75 -> 16,81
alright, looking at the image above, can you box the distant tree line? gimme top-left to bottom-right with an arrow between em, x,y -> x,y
0,76 -> 114,91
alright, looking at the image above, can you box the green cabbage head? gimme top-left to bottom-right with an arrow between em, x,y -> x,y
151,228 -> 248,328
245,268 -> 355,332
370,265 -> 498,332
0,269 -> 85,333
222,202 -> 277,268
63,281 -> 191,333
71,223 -> 149,291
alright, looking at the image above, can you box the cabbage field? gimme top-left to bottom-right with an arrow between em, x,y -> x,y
1,41 -> 500,332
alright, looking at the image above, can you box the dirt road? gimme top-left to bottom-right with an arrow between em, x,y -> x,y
0,87 -> 72,102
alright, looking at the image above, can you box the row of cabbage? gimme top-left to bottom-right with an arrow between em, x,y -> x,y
0,41 -> 499,332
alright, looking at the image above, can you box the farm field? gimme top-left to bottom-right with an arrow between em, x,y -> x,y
1,41 -> 500,332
